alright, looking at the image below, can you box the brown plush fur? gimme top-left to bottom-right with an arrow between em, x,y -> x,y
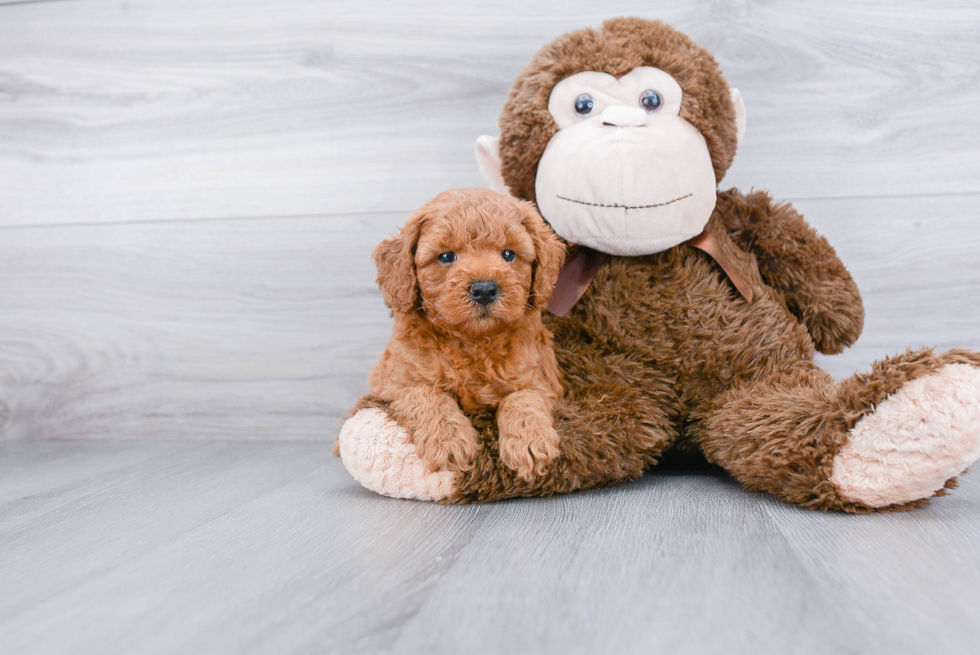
354,18 -> 979,511
369,188 -> 566,479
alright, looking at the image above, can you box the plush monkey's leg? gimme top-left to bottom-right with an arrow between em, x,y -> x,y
451,378 -> 677,503
338,406 -> 457,502
338,365 -> 678,503
699,349 -> 980,511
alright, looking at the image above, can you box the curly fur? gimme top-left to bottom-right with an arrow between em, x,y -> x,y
369,188 -> 567,479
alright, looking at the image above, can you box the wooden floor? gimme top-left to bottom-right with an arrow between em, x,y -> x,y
3,441 -> 980,654
2,1 -> 980,653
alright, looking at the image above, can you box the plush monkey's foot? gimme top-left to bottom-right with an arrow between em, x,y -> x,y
337,408 -> 457,501
832,364 -> 980,508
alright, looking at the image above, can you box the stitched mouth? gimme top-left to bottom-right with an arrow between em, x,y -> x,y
556,192 -> 693,210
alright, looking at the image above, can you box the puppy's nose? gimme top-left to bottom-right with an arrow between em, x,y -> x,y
469,280 -> 499,306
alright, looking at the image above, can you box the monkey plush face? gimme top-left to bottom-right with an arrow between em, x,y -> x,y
534,66 -> 721,255
476,18 -> 746,257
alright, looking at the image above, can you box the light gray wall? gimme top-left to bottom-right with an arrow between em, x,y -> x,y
1,0 -> 978,440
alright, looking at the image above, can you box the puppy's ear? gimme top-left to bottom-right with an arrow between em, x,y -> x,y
374,210 -> 425,314
520,202 -> 566,309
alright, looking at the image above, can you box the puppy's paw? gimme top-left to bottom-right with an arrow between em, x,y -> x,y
412,416 -> 482,474
498,424 -> 560,481
389,388 -> 483,474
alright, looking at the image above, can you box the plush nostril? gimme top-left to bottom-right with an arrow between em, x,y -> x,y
469,280 -> 499,306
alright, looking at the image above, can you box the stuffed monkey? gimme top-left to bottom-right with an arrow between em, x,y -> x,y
338,18 -> 980,511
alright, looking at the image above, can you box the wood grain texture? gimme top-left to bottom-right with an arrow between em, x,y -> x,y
764,493 -> 980,655
0,212 -> 392,441
1,441 -> 979,654
1,0 -> 979,225
0,193 -> 977,442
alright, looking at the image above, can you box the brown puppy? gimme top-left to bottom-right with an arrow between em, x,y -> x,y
369,188 -> 566,479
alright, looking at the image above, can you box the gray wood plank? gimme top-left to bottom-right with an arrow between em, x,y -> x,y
1,441 -> 979,654
0,441 -> 331,623
0,440 -> 201,529
388,478 -> 877,655
764,483 -> 980,654
1,0 -> 979,225
0,212 -> 394,441
0,193 -> 977,442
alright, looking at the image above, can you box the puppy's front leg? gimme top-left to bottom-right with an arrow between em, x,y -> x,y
388,385 -> 482,473
497,389 -> 560,480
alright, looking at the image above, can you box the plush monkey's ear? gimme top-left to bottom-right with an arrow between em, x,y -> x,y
475,135 -> 509,196
373,211 -> 425,314
730,88 -> 747,146
519,202 -> 566,309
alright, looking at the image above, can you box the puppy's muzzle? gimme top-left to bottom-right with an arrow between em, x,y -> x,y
469,280 -> 499,306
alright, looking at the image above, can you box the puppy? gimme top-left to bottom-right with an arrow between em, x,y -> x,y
368,187 -> 566,480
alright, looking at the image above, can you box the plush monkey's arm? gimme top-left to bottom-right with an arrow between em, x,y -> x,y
716,189 -> 864,354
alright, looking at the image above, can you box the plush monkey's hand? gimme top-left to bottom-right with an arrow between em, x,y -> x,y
717,189 -> 865,354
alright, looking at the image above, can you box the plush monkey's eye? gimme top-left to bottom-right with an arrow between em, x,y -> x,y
437,252 -> 456,264
574,94 -> 594,116
501,250 -> 516,262
640,89 -> 663,112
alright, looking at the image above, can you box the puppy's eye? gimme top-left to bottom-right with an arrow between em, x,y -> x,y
501,250 -> 516,262
437,252 -> 456,264
574,94 -> 594,116
640,89 -> 662,112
